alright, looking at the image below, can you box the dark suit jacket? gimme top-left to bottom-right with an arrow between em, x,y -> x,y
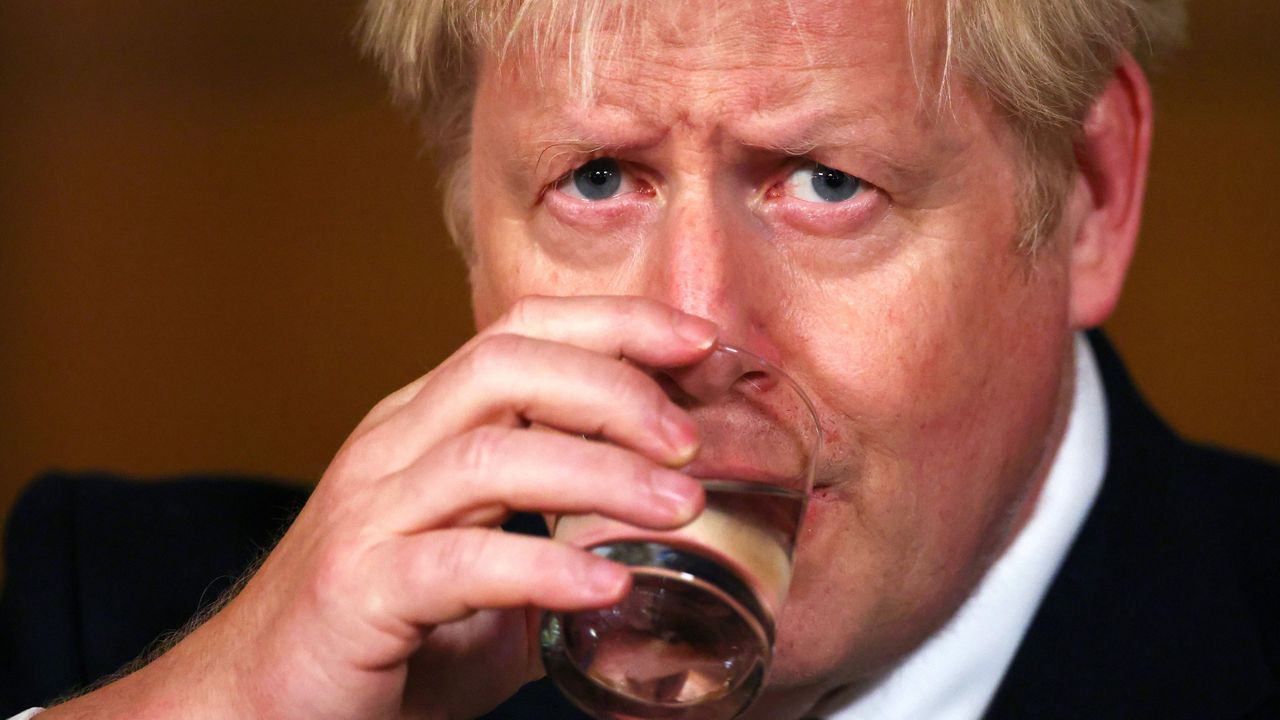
2,334 -> 1276,718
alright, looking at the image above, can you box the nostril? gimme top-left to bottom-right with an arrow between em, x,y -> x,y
654,364 -> 779,405
734,369 -> 777,394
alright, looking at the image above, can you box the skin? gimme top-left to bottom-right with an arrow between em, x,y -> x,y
40,0 -> 1151,718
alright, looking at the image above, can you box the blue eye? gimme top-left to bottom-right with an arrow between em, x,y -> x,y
784,163 -> 864,203
569,158 -> 624,200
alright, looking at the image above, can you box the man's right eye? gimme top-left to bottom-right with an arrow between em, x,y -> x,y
556,157 -> 637,201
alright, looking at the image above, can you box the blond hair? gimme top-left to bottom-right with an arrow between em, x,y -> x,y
360,0 -> 1185,253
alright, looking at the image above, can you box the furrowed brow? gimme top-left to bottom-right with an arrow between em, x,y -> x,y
742,120 -> 940,191
525,116 -> 666,177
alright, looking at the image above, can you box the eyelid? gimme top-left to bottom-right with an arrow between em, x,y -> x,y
538,144 -> 631,186
545,149 -> 598,179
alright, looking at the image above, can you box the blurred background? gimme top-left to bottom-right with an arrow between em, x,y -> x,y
1,1 -> 1277,544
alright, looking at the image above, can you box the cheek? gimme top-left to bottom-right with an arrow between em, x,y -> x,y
469,197 -> 658,330
764,238 -> 1072,683
468,211 -> 579,329
468,240 -> 525,330
812,249 -> 1070,531
801,224 -> 1070,456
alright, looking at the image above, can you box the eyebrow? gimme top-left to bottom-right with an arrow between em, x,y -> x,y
529,139 -> 622,179
522,104 -> 942,188
526,115 -> 851,162
743,136 -> 820,156
734,108 -> 944,184
733,107 -> 874,154
524,116 -> 668,176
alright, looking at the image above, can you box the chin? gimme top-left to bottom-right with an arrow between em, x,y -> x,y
765,603 -> 869,691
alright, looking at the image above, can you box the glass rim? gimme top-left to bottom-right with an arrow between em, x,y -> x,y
696,342 -> 823,490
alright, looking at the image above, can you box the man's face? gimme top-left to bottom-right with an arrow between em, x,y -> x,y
466,0 -> 1076,697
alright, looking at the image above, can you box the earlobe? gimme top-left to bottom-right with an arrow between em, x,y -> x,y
1067,53 -> 1154,329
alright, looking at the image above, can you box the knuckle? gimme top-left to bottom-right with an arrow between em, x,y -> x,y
614,451 -> 655,500
601,360 -> 648,400
327,435 -> 371,483
329,430 -> 392,484
453,425 -> 508,479
593,365 -> 668,435
431,528 -> 491,585
612,298 -> 640,326
529,541 -> 568,579
628,296 -> 671,327
466,333 -> 524,377
311,539 -> 361,605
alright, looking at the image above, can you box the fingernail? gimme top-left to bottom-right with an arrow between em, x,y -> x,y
672,314 -> 716,350
660,409 -> 699,463
585,560 -> 629,596
650,469 -> 700,522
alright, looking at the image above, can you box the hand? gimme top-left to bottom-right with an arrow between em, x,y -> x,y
43,296 -> 717,720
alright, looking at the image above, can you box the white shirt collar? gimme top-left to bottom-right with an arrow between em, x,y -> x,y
817,332 -> 1109,720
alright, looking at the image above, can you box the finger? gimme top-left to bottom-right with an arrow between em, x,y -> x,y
365,334 -> 702,471
378,425 -> 705,533
368,528 -> 632,627
359,296 -> 717,431
482,295 -> 718,367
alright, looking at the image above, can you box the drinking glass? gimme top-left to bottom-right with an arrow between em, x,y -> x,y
540,343 -> 821,719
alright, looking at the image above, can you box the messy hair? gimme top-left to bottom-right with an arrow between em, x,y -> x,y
359,0 -> 1184,253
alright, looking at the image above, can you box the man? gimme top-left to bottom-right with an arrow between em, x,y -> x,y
1,0 -> 1276,718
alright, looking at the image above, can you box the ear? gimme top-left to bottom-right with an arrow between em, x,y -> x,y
1067,53 -> 1154,329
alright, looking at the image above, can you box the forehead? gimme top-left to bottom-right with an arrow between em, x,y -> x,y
612,0 -> 910,63
485,0 -> 954,150
498,0 -> 937,68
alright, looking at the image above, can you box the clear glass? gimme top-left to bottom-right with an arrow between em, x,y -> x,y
541,344 -> 821,719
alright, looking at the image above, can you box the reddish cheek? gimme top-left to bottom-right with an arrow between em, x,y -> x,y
907,341 -> 950,395
800,487 -> 842,535
822,426 -> 844,448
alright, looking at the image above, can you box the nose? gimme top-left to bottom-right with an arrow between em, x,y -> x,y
654,342 -> 779,408
639,185 -> 778,359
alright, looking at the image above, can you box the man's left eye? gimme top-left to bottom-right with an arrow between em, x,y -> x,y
783,162 -> 864,203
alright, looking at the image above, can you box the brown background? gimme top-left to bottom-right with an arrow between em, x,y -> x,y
1,2 -> 1277,543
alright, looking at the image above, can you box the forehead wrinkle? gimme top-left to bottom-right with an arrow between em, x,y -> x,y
502,0 -> 923,142
515,98 -> 670,176
581,9 -> 911,131
729,79 -> 901,150
520,61 -> 912,171
491,0 -> 927,110
633,0 -> 884,71
580,53 -> 843,141
496,0 -> 952,173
